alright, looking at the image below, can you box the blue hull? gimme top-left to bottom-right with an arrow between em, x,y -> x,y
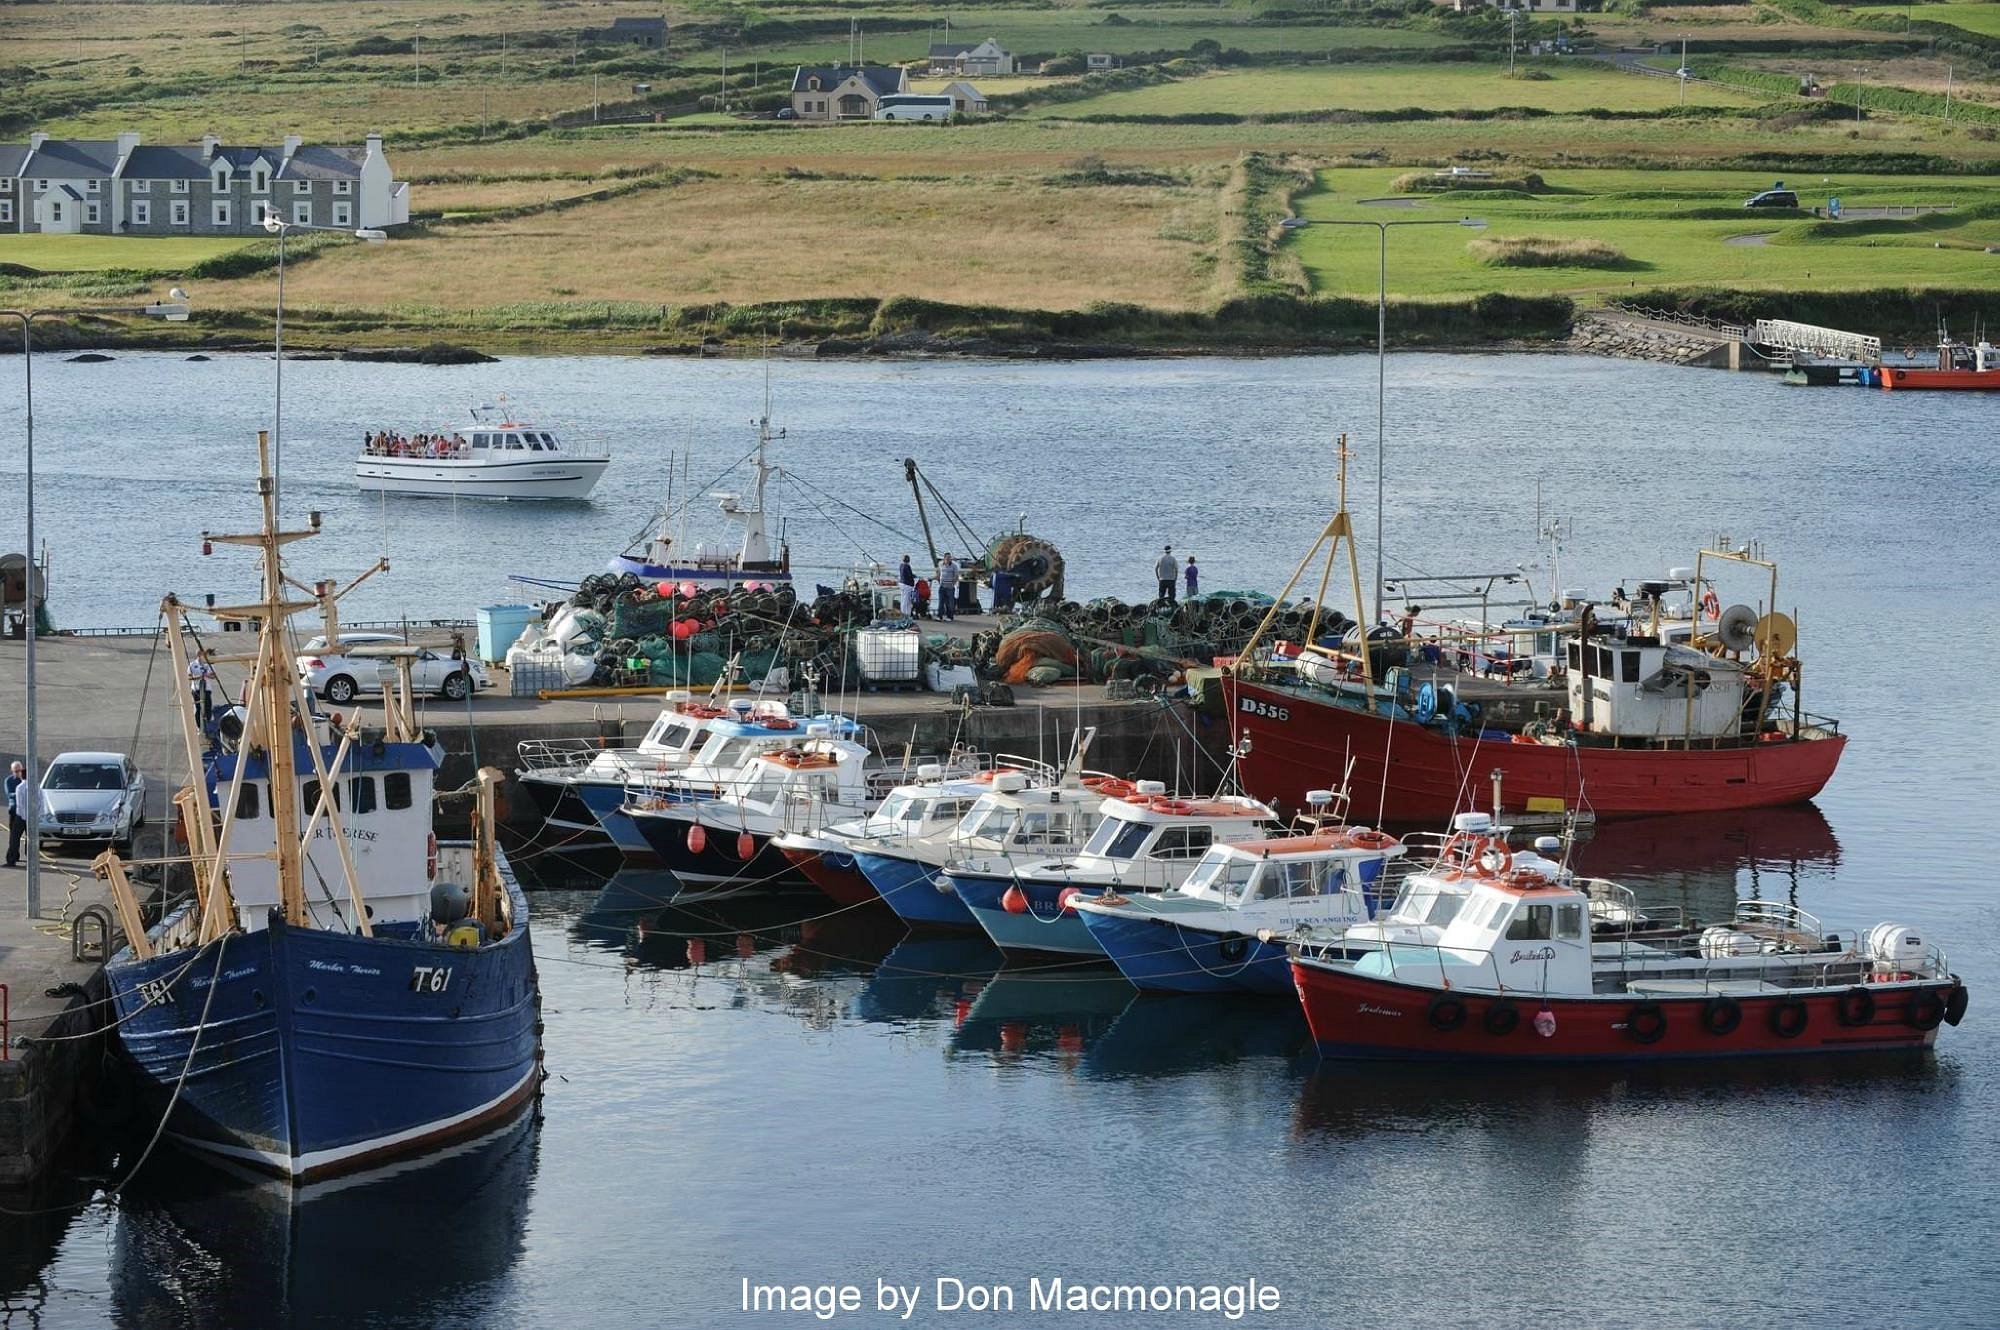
107,886 -> 541,1181
1079,909 -> 1310,995
608,556 -> 791,586
856,852 -> 972,928
575,781 -> 663,863
949,869 -> 1101,957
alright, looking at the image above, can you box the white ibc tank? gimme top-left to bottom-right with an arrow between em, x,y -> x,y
1866,923 -> 1927,967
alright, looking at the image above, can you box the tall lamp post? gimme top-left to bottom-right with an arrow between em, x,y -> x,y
6,292 -> 191,919
261,216 -> 389,512
1310,216 -> 1485,623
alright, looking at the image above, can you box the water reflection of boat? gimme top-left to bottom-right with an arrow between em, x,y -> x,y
1570,804 -> 1842,925
1291,1050 -> 1941,1143
947,970 -> 1133,1058
854,937 -> 1002,1025
572,870 -> 685,944
1082,994 -> 1311,1080
773,911 -> 907,980
112,1113 -> 538,1325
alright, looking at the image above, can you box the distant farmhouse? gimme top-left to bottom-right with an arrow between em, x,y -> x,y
939,81 -> 988,115
1086,53 -> 1120,71
584,16 -> 667,48
0,131 -> 408,235
925,38 -> 1015,77
789,65 -> 909,121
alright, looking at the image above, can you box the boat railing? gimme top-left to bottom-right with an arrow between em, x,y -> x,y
516,737 -> 616,774
1790,711 -> 1842,738
1732,899 -> 1828,945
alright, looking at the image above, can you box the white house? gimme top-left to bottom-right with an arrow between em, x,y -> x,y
789,65 -> 910,121
926,38 -> 1015,77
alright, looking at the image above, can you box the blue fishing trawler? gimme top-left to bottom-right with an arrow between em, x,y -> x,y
101,438 -> 542,1181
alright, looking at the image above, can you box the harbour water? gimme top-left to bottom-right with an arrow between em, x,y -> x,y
3,352 -> 1997,1327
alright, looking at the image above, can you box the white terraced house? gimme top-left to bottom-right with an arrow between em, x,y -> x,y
0,131 -> 409,236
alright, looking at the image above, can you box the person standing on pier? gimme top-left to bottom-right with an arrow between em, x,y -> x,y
188,648 -> 218,728
4,760 -> 25,868
1183,555 -> 1199,601
898,555 -> 917,618
937,553 -> 960,622
1155,545 -> 1179,605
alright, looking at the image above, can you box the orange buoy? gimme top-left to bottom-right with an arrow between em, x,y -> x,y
1057,887 -> 1083,914
737,933 -> 754,959
1002,885 -> 1029,915
999,1022 -> 1027,1053
687,823 -> 708,854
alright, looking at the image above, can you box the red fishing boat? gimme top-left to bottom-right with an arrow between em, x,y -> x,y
1878,334 -> 2000,390
1219,444 -> 1843,821
1289,837 -> 1967,1062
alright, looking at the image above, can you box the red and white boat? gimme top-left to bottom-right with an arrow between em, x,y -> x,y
1290,829 -> 1967,1062
1877,334 -> 2000,390
1224,535 -> 1844,821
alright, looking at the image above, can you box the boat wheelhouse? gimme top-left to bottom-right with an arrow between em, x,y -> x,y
946,781 -> 1278,958
356,409 -> 608,500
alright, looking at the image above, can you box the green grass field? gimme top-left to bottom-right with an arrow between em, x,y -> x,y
0,233 -> 256,273
1904,3 -> 2000,37
1288,166 -> 2000,299
1033,62 -> 1763,118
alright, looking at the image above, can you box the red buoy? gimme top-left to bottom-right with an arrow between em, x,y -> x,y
1057,887 -> 1083,915
736,831 -> 756,860
687,823 -> 708,854
1000,1022 -> 1027,1053
656,580 -> 675,597
737,933 -> 754,959
687,938 -> 706,966
1533,1007 -> 1557,1038
1001,885 -> 1029,915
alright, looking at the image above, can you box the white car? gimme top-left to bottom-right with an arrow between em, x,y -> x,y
36,751 -> 145,853
297,632 -> 491,705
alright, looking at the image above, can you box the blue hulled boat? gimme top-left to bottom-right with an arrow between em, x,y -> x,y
101,442 -> 541,1182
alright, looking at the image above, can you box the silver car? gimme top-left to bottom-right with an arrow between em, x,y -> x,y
36,751 -> 146,854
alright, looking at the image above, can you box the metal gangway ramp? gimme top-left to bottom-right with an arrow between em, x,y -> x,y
1750,319 -> 1881,365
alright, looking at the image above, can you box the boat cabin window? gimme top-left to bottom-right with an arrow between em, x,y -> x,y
878,793 -> 926,823
1557,904 -> 1584,940
525,434 -> 545,451
504,433 -> 523,450
931,799 -> 974,825
301,779 -> 340,816
384,771 -> 413,810
1567,641 -> 1582,670
1505,903 -> 1554,941
957,801 -> 1012,840
1013,809 -> 1081,846
1185,854 -> 1257,901
235,781 -> 261,821
349,775 -> 377,815
1621,650 -> 1642,683
472,433 -> 491,447
1394,882 -> 1466,927
1149,826 -> 1213,861
1083,817 -> 1153,861
647,719 -> 700,751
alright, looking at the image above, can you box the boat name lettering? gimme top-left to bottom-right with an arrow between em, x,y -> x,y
189,965 -> 258,988
1508,946 -> 1557,964
307,959 -> 347,973
311,826 -> 380,843
1357,1003 -> 1403,1018
410,964 -> 454,994
1238,697 -> 1290,723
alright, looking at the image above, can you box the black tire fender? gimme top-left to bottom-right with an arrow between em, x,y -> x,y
1427,994 -> 1467,1033
1625,1001 -> 1667,1045
1701,994 -> 1742,1036
1769,997 -> 1809,1039
1907,987 -> 1947,1031
1482,999 -> 1520,1037
1835,986 -> 1876,1028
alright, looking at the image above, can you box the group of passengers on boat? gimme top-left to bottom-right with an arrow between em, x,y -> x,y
364,430 -> 470,459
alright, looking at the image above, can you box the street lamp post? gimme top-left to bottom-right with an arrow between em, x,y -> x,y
1310,217 -> 1485,624
5,293 -> 190,919
260,217 -> 389,511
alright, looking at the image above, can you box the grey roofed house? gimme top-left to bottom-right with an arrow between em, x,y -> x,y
277,144 -> 364,180
120,144 -> 208,179
0,145 -> 28,176
24,139 -> 120,176
789,65 -> 905,98
928,42 -> 975,58
589,16 -> 666,46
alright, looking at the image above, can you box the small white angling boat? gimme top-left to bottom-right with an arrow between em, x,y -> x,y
355,407 -> 609,500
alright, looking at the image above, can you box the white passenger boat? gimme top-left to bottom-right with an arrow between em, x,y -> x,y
355,408 -> 609,500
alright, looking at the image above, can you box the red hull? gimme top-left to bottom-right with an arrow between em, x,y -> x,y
1291,960 -> 1959,1062
778,844 -> 884,909
1879,367 -> 2000,391
1224,677 -> 1844,821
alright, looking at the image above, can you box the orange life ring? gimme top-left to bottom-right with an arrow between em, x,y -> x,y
1345,829 -> 1398,850
1476,840 -> 1513,877
1150,797 -> 1194,815
1701,589 -> 1721,618
763,717 -> 797,730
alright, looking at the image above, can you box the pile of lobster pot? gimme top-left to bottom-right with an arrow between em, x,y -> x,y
503,573 -> 892,691
963,592 -> 1361,688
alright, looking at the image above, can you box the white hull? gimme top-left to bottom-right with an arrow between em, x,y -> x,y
357,457 -> 608,500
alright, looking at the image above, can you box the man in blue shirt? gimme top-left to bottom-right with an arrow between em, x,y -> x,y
5,760 -> 26,868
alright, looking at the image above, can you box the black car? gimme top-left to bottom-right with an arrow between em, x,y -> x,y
1744,189 -> 1800,209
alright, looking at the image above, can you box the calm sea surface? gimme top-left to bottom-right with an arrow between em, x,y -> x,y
2,351 -> 1996,1328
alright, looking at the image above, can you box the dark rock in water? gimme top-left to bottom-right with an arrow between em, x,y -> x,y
66,352 -> 115,363
340,342 -> 498,365
185,354 -> 212,361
